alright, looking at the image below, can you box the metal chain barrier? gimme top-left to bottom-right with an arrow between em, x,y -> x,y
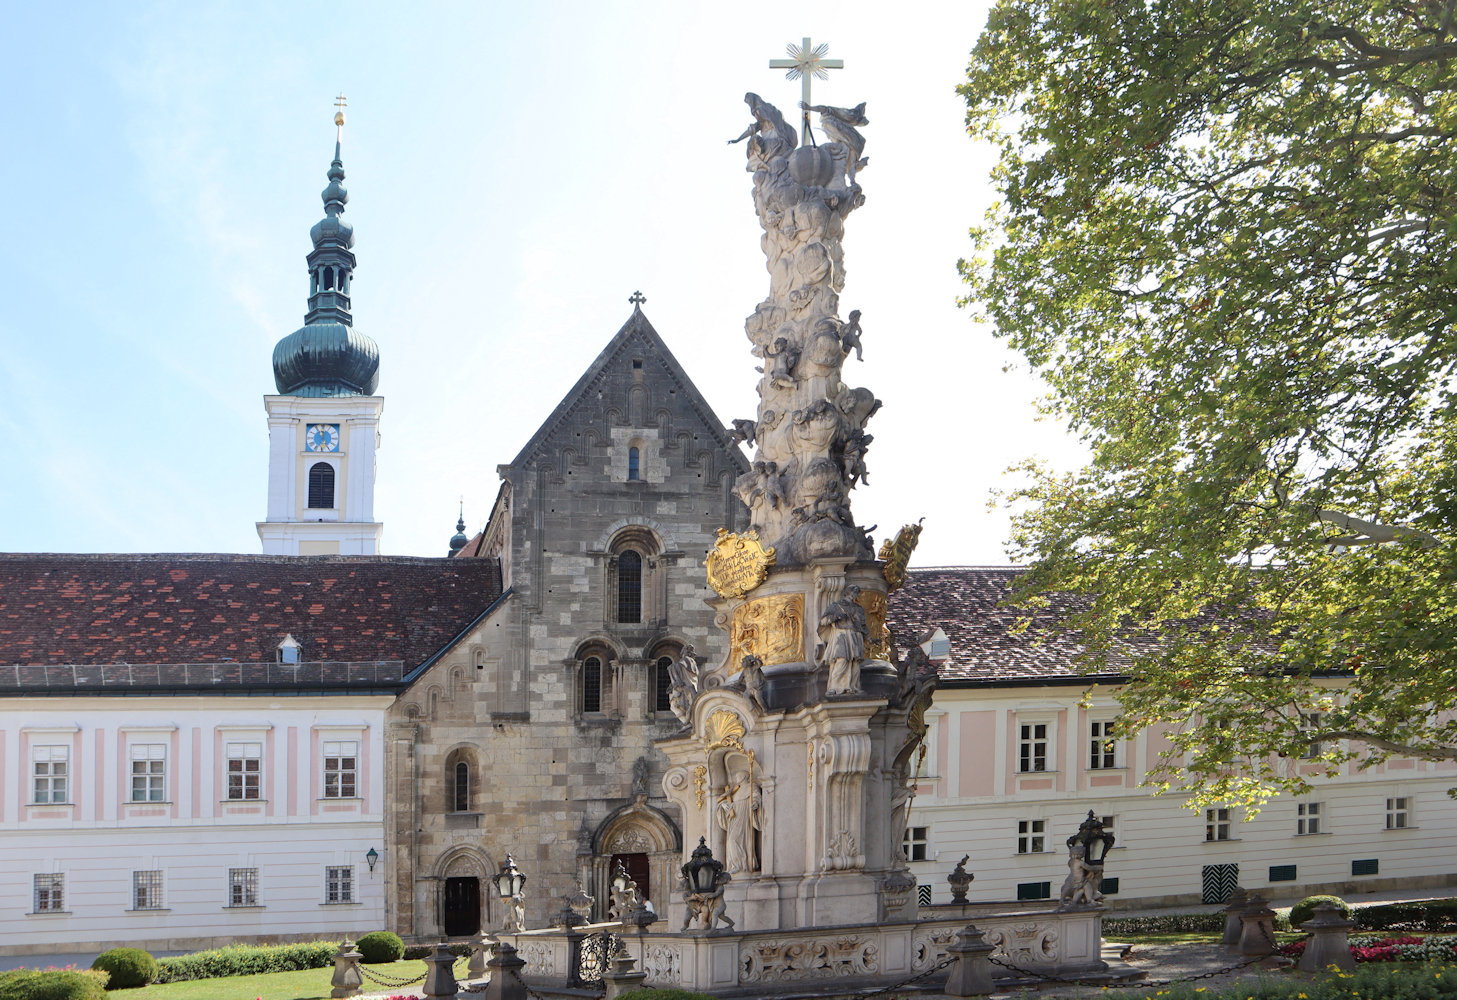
357,965 -> 428,988
509,963 -> 558,1000
842,953 -> 959,999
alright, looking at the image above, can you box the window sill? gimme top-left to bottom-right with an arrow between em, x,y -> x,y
28,910 -> 71,916
125,908 -> 170,914
219,799 -> 269,804
1294,831 -> 1331,837
27,802 -> 74,808
1201,838 -> 1242,844
125,800 -> 172,805
1383,825 -> 1418,832
223,905 -> 265,910
320,901 -> 362,907
1015,770 -> 1059,776
317,797 -> 362,802
1086,766 -> 1127,772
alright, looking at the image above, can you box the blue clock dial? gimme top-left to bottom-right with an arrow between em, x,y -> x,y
305,423 -> 341,453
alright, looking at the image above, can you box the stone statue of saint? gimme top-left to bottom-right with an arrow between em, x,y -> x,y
715,769 -> 755,874
889,767 -> 916,868
667,645 -> 699,724
817,584 -> 868,695
801,101 -> 869,182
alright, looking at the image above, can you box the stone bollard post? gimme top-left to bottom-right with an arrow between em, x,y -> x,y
1237,894 -> 1277,958
1298,903 -> 1355,972
943,923 -> 997,997
329,939 -> 363,998
1221,886 -> 1250,951
421,940 -> 458,998
602,942 -> 649,1000
468,931 -> 495,980
482,940 -> 527,1000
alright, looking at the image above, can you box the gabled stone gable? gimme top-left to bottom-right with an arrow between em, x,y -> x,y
387,310 -> 749,941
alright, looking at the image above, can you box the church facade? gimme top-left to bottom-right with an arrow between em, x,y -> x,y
383,306 -> 749,938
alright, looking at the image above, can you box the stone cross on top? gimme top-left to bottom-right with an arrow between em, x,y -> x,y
628,290 -> 646,306
769,37 -> 844,143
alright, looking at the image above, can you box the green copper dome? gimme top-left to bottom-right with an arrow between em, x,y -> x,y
272,131 -> 380,397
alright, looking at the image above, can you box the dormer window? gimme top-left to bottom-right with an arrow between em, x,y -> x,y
277,634 -> 302,664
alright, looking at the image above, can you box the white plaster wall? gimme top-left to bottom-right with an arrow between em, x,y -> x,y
0,696 -> 391,955
905,685 -> 1457,905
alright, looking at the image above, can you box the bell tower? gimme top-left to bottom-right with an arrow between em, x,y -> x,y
257,98 -> 384,555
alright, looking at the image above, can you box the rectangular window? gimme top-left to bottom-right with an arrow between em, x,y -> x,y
228,868 -> 259,907
1101,876 -> 1121,895
322,741 -> 358,799
1018,723 -> 1047,773
1016,881 -> 1051,901
1100,815 -> 1117,845
1089,720 -> 1117,769
1269,864 -> 1298,882
1296,802 -> 1322,835
1299,712 -> 1323,758
1385,797 -> 1410,830
33,873 -> 64,913
903,825 -> 930,862
130,744 -> 166,802
133,870 -> 163,910
1017,819 -> 1046,854
654,656 -> 674,713
325,866 -> 354,904
32,745 -> 69,804
226,743 -> 261,800
1205,807 -> 1232,842
1352,858 -> 1379,876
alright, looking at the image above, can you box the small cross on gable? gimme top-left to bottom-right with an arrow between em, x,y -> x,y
628,291 -> 647,306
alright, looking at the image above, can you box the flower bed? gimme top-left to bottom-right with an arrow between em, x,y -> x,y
1279,934 -> 1457,963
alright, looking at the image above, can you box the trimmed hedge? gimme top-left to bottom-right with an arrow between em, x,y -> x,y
90,949 -> 157,989
618,990 -> 720,1000
1102,911 -> 1225,936
1356,898 -> 1457,932
357,931 -> 406,964
153,942 -> 337,983
1291,894 -> 1351,928
0,969 -> 109,1000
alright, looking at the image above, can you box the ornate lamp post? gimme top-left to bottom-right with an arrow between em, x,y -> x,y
679,837 -> 733,931
493,854 -> 527,933
365,847 -> 379,873
1058,811 -> 1115,909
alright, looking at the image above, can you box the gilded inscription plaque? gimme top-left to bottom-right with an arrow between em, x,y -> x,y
706,528 -> 777,599
878,519 -> 924,592
857,589 -> 890,661
731,593 -> 805,666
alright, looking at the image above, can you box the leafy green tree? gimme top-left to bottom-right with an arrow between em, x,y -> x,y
960,0 -> 1457,808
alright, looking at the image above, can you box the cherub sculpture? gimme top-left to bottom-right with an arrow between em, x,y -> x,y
1058,843 -> 1103,908
727,418 -> 758,448
740,654 -> 767,713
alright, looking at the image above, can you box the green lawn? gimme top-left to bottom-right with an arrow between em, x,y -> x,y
124,957 -> 469,1000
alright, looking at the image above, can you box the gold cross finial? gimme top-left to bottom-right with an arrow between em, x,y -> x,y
333,92 -> 348,128
769,37 -> 844,143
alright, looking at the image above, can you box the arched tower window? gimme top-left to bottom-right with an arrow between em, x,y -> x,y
454,760 -> 470,812
628,447 -> 640,481
582,656 -> 603,714
324,266 -> 335,290
307,463 -> 336,509
617,551 -> 643,623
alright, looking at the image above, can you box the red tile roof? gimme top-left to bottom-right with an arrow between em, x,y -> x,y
887,566 -> 1115,683
0,554 -> 503,685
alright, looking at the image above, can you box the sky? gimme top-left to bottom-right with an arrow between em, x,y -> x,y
0,1 -> 1088,566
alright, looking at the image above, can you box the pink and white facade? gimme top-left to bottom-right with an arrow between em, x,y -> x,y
0,695 -> 391,955
890,568 -> 1457,907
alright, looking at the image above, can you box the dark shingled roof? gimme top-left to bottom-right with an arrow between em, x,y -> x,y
887,566 -> 1118,684
0,554 -> 503,684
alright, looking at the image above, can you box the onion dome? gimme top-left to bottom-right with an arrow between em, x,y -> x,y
448,503 -> 470,557
272,110 -> 380,397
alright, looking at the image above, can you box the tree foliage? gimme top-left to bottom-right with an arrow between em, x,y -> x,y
961,0 -> 1457,808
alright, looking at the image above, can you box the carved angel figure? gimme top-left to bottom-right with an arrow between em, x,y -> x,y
679,872 -> 734,931
740,653 -> 767,713
727,418 -> 758,447
802,101 -> 868,182
667,646 -> 699,725
818,584 -> 867,695
729,93 -> 798,158
840,309 -> 864,361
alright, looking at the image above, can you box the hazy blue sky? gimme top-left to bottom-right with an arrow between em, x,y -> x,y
0,1 -> 1086,565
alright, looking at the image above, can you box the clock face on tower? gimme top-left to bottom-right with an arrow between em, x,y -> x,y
305,423 -> 341,453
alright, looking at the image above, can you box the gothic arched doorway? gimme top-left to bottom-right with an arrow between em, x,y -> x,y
591,803 -> 680,920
